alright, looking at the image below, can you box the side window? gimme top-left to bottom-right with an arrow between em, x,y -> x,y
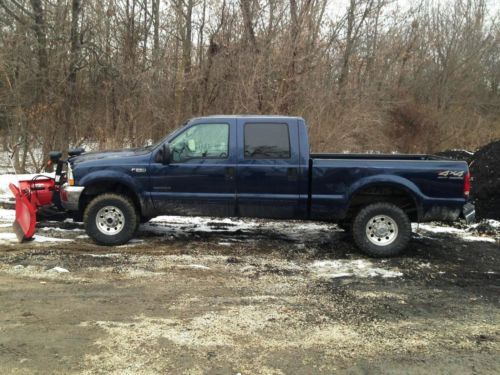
244,123 -> 291,159
170,123 -> 229,162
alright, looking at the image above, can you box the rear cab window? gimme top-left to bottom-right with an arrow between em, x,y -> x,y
244,123 -> 291,159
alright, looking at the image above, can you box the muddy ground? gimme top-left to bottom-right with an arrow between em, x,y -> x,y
0,216 -> 498,374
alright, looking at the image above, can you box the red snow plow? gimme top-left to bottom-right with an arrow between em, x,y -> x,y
8,150 -> 79,242
9,177 -> 57,241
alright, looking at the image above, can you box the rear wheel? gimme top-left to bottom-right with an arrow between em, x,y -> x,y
352,202 -> 411,257
84,194 -> 138,246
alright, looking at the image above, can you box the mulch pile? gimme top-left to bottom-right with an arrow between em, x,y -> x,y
469,140 -> 500,220
435,143 -> 500,220
434,149 -> 473,161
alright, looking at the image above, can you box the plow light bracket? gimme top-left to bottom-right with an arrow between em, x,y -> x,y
68,147 -> 85,157
49,150 -> 65,185
49,151 -> 63,164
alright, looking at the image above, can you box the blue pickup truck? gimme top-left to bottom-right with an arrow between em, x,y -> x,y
59,116 -> 474,256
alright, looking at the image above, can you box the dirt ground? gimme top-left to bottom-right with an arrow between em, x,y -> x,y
0,215 -> 498,374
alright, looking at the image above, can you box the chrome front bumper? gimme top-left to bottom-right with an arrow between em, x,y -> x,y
60,183 -> 84,211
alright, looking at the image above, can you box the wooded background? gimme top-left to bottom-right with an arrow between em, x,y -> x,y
0,0 -> 499,171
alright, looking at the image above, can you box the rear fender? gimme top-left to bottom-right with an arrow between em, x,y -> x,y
346,175 -> 424,218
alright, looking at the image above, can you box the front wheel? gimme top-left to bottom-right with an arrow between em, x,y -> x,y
84,194 -> 138,246
352,202 -> 411,257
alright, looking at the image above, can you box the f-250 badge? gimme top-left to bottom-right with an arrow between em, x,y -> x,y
438,170 -> 464,179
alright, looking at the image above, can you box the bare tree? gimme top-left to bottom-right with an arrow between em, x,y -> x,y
0,0 -> 499,171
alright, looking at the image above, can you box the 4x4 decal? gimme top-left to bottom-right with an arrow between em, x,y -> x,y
438,170 -> 464,178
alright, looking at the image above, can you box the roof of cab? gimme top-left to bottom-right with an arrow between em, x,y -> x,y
187,115 -> 304,122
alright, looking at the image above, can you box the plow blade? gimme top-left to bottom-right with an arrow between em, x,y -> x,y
9,183 -> 37,242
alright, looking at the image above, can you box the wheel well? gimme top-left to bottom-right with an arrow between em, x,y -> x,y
79,182 -> 141,218
346,185 -> 418,222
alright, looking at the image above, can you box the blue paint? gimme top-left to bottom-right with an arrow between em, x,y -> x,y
69,115 -> 471,222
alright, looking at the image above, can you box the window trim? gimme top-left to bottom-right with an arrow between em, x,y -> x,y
169,122 -> 230,163
243,122 -> 291,160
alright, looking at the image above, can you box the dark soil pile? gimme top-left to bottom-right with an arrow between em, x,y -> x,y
434,149 -> 473,161
469,140 -> 500,220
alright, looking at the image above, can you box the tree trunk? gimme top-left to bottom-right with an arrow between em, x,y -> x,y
152,0 -> 160,65
240,0 -> 257,51
339,0 -> 356,91
181,0 -> 193,118
62,0 -> 82,151
29,0 -> 49,95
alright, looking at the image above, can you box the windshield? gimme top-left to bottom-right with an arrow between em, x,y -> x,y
144,122 -> 187,150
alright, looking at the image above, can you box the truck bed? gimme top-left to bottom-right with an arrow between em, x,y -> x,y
308,155 -> 469,222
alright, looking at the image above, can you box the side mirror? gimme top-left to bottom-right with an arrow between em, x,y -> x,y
155,143 -> 171,164
163,143 -> 171,164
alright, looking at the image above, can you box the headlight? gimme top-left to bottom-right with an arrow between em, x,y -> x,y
67,163 -> 74,186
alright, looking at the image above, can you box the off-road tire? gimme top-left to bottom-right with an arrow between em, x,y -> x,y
84,194 -> 138,246
352,202 -> 411,257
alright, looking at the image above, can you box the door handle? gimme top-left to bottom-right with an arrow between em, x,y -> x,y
287,167 -> 298,181
225,167 -> 235,180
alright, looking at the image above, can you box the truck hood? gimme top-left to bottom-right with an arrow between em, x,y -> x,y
70,147 -> 151,165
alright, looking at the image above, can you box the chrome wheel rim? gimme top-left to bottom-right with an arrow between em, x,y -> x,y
96,206 -> 125,235
365,215 -> 398,246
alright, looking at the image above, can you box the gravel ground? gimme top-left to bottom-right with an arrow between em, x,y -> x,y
0,214 -> 498,374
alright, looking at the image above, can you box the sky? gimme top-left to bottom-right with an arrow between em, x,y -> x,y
327,0 -> 500,17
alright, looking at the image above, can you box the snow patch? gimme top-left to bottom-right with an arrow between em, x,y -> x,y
310,259 -> 403,279
129,239 -> 144,243
488,220 -> 500,228
0,208 -> 15,221
117,238 -> 145,247
31,235 -> 72,243
0,232 -> 72,244
185,264 -> 210,270
416,223 -> 498,243
40,227 -> 84,233
143,215 -> 334,244
48,266 -> 69,273
415,224 -> 463,234
470,219 -> 500,229
462,235 -> 496,243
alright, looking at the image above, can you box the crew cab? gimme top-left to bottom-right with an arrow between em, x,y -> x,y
60,116 -> 474,256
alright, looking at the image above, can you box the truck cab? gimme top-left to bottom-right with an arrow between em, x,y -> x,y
149,116 -> 309,219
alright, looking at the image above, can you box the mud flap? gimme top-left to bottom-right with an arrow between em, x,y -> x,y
8,183 -> 37,242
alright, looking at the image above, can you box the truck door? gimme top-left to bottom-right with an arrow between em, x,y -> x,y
236,119 -> 301,219
149,119 -> 237,217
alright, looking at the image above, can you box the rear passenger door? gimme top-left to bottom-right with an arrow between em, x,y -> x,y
236,119 -> 301,219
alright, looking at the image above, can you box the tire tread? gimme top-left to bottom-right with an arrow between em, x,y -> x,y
352,202 -> 411,257
83,193 -> 138,246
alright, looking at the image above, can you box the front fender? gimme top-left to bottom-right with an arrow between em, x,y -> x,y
78,170 -> 143,195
